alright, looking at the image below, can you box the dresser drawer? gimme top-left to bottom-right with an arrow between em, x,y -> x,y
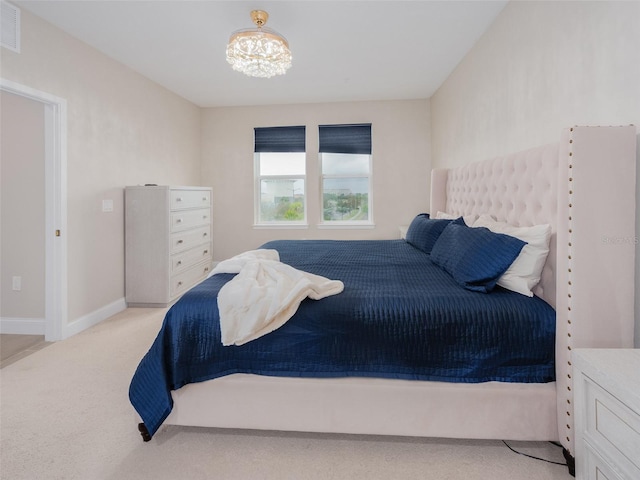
170,225 -> 211,254
583,375 -> 640,474
171,244 -> 212,274
171,189 -> 211,211
582,442 -> 625,480
170,261 -> 212,297
170,208 -> 211,232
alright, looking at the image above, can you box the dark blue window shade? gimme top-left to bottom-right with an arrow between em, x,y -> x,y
254,126 -> 306,153
319,124 -> 372,155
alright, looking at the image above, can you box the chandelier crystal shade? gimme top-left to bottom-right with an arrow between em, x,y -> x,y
226,10 -> 292,78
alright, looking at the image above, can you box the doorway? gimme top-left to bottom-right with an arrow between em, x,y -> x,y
0,79 -> 67,341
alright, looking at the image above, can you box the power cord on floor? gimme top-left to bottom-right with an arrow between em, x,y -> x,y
502,440 -> 568,466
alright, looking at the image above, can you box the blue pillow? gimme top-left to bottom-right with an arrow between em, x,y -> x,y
430,222 -> 526,292
405,214 -> 453,254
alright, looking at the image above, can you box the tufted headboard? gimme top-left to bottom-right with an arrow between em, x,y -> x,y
430,125 -> 636,455
430,142 -> 559,307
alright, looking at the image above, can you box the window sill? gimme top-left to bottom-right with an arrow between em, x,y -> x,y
317,223 -> 375,230
253,224 -> 309,229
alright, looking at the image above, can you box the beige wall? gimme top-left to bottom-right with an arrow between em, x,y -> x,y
430,1 -> 640,345
431,0 -> 639,167
202,100 -> 431,260
0,10 -> 201,324
1,91 -> 45,319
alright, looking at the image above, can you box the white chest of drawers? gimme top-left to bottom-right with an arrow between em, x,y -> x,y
574,349 -> 640,480
125,185 -> 213,307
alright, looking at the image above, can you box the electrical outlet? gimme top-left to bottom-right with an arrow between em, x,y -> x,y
12,276 -> 21,291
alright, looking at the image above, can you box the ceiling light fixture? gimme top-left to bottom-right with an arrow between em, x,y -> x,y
226,10 -> 292,78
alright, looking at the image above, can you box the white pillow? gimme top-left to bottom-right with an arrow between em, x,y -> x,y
434,211 -> 478,227
472,214 -> 551,297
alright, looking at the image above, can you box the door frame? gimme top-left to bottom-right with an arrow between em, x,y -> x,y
1,78 -> 67,341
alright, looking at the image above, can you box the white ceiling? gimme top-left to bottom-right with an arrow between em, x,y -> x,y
14,1 -> 507,108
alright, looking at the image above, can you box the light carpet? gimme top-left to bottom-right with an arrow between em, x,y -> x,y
0,308 -> 573,480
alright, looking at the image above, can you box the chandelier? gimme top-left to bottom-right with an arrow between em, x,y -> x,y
226,10 -> 292,78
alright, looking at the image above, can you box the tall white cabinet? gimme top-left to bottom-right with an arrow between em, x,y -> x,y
125,185 -> 213,307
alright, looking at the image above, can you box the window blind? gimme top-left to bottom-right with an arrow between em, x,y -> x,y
254,126 -> 306,153
318,123 -> 372,155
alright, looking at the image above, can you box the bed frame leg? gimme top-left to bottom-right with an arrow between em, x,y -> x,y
138,422 -> 152,442
563,448 -> 575,477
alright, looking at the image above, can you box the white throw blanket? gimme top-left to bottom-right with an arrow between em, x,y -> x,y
211,250 -> 344,346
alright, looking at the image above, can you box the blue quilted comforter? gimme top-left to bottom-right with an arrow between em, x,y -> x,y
129,239 -> 556,438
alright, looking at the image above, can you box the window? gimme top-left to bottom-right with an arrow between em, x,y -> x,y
319,124 -> 372,225
254,126 -> 306,225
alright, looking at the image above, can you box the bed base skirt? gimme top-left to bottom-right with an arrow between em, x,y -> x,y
163,374 -> 558,441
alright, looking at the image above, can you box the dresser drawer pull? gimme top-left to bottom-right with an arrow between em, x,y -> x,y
202,197 -> 207,201
176,218 -> 183,223
204,267 -> 210,272
177,281 -> 183,287
176,260 -> 182,266
203,233 -> 208,237
176,197 -> 182,202
203,215 -> 207,220
203,250 -> 208,255
177,239 -> 184,244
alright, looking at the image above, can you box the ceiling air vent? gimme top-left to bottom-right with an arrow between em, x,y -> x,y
1,1 -> 20,53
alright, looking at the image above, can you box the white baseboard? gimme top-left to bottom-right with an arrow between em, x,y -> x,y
0,317 -> 46,335
63,297 -> 126,339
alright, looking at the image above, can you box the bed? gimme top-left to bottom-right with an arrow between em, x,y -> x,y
129,126 -> 636,474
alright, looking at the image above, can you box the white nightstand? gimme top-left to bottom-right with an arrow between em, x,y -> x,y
573,349 -> 640,480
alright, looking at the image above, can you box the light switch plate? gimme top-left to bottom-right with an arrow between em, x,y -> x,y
102,199 -> 113,212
